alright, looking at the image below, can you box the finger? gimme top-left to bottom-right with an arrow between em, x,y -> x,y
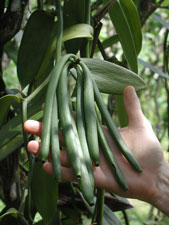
123,86 -> 146,129
24,120 -> 65,145
43,162 -> 76,181
24,120 -> 42,136
27,140 -> 71,167
27,140 -> 40,154
60,151 -> 71,167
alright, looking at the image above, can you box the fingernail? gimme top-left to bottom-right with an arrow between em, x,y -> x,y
25,120 -> 38,126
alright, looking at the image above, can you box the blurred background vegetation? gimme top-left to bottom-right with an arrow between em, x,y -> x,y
1,0 -> 169,224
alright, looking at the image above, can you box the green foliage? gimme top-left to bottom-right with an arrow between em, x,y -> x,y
105,0 -> 138,73
17,10 -> 56,88
0,94 -> 22,128
31,162 -> 58,224
0,0 -> 169,224
63,0 -> 85,53
82,58 -> 145,94
119,0 -> 142,55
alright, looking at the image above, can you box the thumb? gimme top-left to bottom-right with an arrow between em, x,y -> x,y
123,86 -> 146,129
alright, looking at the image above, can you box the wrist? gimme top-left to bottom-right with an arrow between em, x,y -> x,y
150,160 -> 169,217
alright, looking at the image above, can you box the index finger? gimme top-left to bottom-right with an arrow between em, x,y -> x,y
24,120 -> 42,136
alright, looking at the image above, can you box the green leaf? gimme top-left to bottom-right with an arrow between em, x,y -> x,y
0,134 -> 23,161
63,0 -> 85,54
152,14 -> 169,30
119,0 -> 142,54
138,58 -> 169,79
0,94 -> 22,128
162,0 -> 169,6
0,80 -> 47,160
101,35 -> 119,49
132,0 -> 139,8
82,58 -> 145,94
115,95 -> 128,127
17,10 -> 56,88
0,208 -> 18,221
0,86 -> 45,160
0,110 -> 43,161
95,35 -> 119,53
105,0 -> 138,73
103,205 -> 123,225
63,24 -> 93,42
31,162 -> 58,225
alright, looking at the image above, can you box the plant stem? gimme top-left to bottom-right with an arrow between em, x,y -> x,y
55,0 -> 63,61
85,0 -> 91,57
19,156 -> 36,214
122,210 -> 129,225
37,0 -> 43,9
92,188 -> 105,225
85,0 -> 91,25
20,98 -> 36,218
19,214 -> 30,225
26,73 -> 50,103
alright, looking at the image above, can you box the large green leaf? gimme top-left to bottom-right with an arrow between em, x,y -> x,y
63,24 -> 93,42
17,10 -> 56,88
0,134 -> 23,161
104,0 -> 141,127
82,58 -> 145,94
63,0 -> 85,54
0,84 -> 46,160
119,0 -> 142,55
132,0 -> 139,8
0,111 -> 43,161
103,205 -> 123,225
105,0 -> 138,73
0,94 -> 22,128
31,162 -> 58,225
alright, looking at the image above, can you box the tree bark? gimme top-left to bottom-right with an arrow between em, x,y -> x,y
0,0 -> 28,46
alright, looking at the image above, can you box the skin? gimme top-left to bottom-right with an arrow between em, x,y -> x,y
24,86 -> 169,216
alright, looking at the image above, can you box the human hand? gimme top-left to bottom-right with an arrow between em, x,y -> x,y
24,86 -> 169,216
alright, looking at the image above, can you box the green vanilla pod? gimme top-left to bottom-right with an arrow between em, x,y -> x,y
58,63 -> 95,205
97,118 -> 128,191
79,61 -> 99,166
57,61 -> 81,178
51,95 -> 61,181
76,66 -> 95,190
40,54 -> 76,162
93,78 -> 142,172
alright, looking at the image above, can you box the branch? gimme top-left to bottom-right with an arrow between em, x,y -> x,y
141,0 -> 165,26
0,0 -> 28,46
93,0 -> 116,25
159,6 -> 169,9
